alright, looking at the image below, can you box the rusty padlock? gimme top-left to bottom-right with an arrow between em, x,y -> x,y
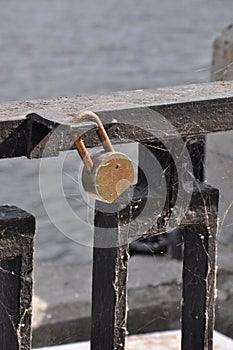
72,111 -> 134,203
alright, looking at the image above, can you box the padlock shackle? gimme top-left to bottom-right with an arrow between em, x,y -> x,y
73,111 -> 114,153
72,111 -> 114,173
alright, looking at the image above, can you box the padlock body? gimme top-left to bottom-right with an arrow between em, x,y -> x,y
82,151 -> 134,203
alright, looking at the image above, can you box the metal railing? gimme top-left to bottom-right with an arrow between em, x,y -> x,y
1,80 -> 232,349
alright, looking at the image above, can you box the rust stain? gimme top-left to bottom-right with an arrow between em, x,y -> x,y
96,156 -> 134,202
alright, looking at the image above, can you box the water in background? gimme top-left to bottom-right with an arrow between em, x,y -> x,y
0,0 -> 233,264
1,0 -> 233,101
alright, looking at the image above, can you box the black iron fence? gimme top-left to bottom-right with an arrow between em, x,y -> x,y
1,80 -> 233,349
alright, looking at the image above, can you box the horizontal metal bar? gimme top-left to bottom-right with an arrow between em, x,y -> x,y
0,81 -> 233,159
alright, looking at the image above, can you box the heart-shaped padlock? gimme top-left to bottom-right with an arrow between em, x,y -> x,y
72,111 -> 134,203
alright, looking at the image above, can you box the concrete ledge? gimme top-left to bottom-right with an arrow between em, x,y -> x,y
33,330 -> 233,350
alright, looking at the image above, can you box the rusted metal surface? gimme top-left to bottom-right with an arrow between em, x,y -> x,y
72,111 -> 134,203
73,111 -> 115,153
89,153 -> 134,203
72,111 -> 114,172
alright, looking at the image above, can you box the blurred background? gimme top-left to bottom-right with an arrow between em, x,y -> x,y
1,0 -> 233,346
0,0 -> 233,102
